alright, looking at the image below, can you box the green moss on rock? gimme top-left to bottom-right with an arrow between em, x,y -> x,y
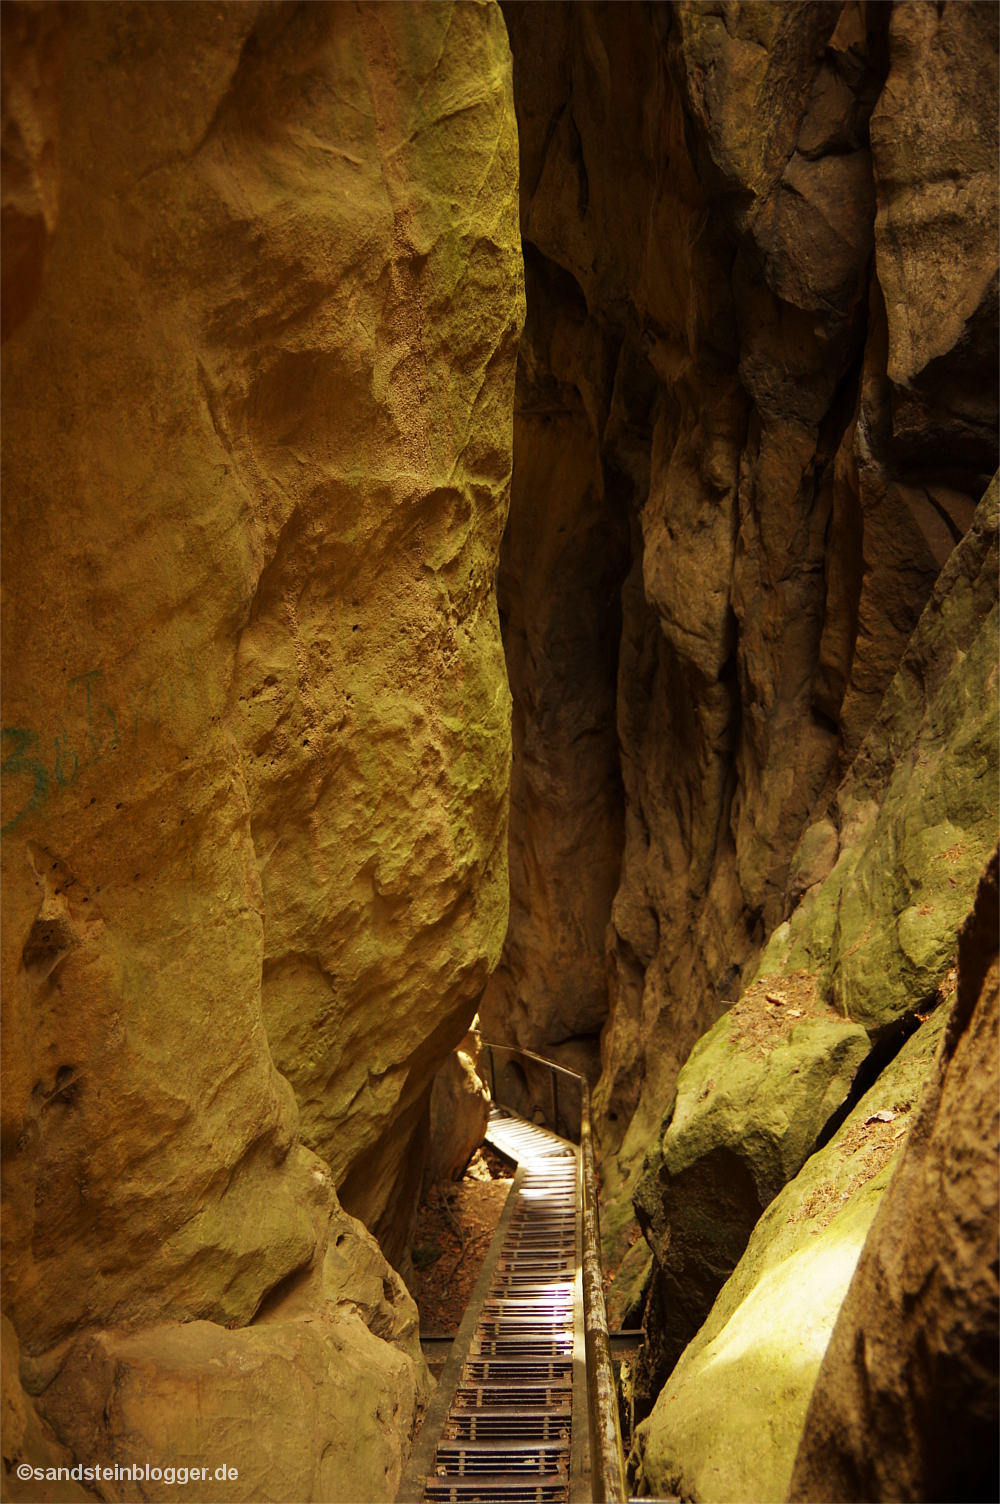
630,1004 -> 950,1504
756,477 -> 1000,1030
633,971 -> 871,1378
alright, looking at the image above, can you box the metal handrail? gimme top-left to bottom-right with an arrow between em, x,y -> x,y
480,1039 -> 629,1503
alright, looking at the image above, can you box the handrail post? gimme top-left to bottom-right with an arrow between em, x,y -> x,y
580,1077 -> 628,1503
550,1065 -> 559,1136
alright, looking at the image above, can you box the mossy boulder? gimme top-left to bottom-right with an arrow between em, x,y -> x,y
789,848 -> 1000,1504
630,1003 -> 950,1504
632,971 -> 870,1378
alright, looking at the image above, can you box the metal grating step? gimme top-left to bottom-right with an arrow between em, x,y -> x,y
454,1385 -> 572,1410
463,1361 -> 573,1384
471,1343 -> 573,1357
434,1444 -> 568,1477
425,1480 -> 568,1503
444,1413 -> 571,1443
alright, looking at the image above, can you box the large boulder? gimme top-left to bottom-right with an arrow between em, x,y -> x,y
632,972 -> 870,1378
789,847 -> 1000,1504
27,1197 -> 429,1504
629,998 -> 950,1503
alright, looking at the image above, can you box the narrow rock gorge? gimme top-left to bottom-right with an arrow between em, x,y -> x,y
1,3 -> 997,1503
487,0 -> 998,1498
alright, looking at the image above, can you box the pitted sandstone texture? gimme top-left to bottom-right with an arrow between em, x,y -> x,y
0,3 -> 523,1498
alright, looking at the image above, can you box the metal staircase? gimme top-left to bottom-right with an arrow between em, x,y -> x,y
400,1037 -> 629,1504
421,1110 -> 579,1502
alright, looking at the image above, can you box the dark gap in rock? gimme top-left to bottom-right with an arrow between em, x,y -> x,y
812,704 -> 840,737
812,1007 -> 927,1153
521,238 -> 589,323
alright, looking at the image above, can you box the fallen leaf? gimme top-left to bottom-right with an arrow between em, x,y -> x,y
865,1109 -> 896,1125
766,992 -> 786,1006
787,1008 -> 803,1018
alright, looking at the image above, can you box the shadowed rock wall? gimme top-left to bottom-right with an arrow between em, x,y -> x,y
0,3 -> 523,1496
478,1 -> 645,1079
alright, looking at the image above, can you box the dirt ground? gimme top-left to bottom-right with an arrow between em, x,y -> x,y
411,1144 -> 513,1341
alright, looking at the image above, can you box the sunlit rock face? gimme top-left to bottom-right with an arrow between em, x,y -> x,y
0,2 -> 521,1495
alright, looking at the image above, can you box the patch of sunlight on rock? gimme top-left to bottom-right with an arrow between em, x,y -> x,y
635,1199 -> 876,1504
631,1005 -> 951,1504
700,1229 -> 867,1382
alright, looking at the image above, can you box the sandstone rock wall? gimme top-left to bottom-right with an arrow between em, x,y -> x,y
1,3 -> 522,1497
630,997 -> 952,1502
624,472 -> 997,1424
632,976 -> 871,1381
494,0 -> 999,1276
422,1027 -> 491,1193
756,476 -> 999,1028
789,846 -> 1000,1504
478,1 -> 644,1072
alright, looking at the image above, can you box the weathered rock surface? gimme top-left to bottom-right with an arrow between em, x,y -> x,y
27,1198 -> 428,1504
870,1 -> 999,474
1,2 -> 520,1496
492,10 -> 997,1222
1,1317 -> 90,1503
423,1029 -> 491,1192
630,998 -> 950,1502
758,476 -> 999,1028
518,0 -> 1000,1280
630,471 -> 998,1412
478,1 -> 639,1063
605,1240 -> 654,1334
632,972 -> 871,1380
0,2 -> 62,345
789,847 -> 1000,1504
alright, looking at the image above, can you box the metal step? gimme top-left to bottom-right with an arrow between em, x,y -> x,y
425,1480 -> 568,1503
